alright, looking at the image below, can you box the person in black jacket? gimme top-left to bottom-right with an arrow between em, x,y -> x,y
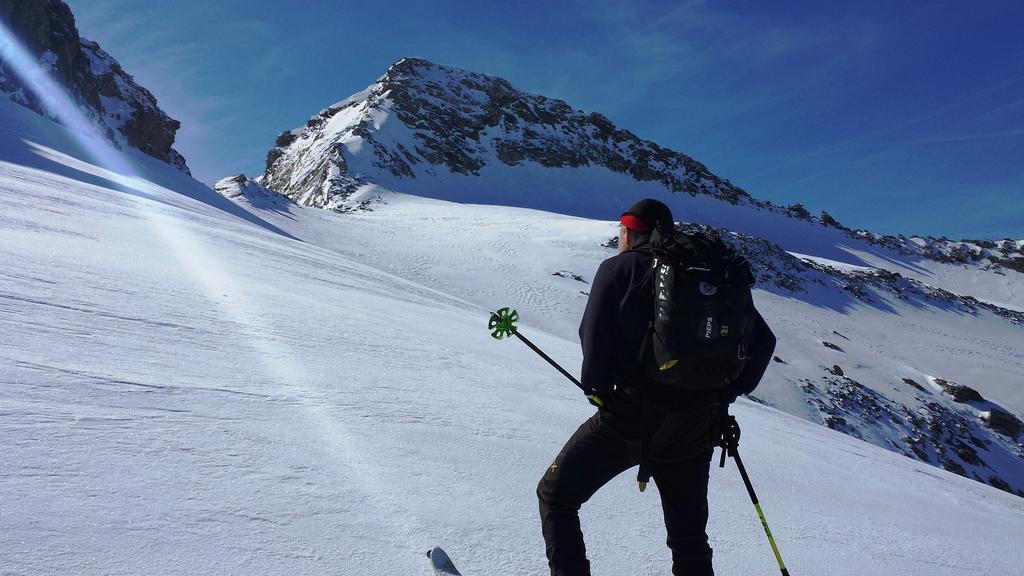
537,199 -> 776,576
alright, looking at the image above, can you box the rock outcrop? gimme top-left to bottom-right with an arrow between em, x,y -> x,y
0,0 -> 188,172
213,174 -> 291,208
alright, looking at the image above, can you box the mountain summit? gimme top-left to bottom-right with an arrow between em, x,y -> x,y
259,57 -> 753,214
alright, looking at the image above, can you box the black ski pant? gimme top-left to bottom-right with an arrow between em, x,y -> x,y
537,411 -> 714,576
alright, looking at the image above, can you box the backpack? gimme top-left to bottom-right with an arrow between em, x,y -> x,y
642,226 -> 758,391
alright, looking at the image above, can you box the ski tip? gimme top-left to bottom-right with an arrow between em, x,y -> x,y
427,547 -> 462,575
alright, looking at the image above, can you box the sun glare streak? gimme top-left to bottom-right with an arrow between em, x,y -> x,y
0,19 -> 133,177
0,20 -> 313,391
2,12 -> 307,388
2,18 -> 405,532
2,17 -> 323,413
23,140 -> 166,198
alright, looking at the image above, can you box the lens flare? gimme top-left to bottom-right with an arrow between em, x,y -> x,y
0,19 -> 133,178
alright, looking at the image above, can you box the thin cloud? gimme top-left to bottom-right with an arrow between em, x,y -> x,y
850,129 -> 1024,150
743,73 -> 1024,183
557,0 -> 836,121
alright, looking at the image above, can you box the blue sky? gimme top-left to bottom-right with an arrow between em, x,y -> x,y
67,0 -> 1024,239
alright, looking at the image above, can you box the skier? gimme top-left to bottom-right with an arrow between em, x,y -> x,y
537,199 -> 776,576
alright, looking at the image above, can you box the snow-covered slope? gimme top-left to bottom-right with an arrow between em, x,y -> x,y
4,90 -> 1024,574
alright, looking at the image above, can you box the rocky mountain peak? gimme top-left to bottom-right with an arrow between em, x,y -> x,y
378,57 -> 519,105
259,57 -> 754,212
0,0 -> 188,172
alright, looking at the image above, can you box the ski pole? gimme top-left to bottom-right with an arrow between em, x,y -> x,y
719,415 -> 791,576
488,308 -> 602,405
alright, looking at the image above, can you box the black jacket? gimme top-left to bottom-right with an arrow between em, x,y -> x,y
578,243 -> 777,406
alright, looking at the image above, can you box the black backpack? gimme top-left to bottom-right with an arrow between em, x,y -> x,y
642,226 -> 758,391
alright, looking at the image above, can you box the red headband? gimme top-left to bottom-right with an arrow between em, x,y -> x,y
620,213 -> 648,232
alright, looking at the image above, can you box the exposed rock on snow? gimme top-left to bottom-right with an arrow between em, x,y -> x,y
847,228 -> 1024,273
984,409 -> 1022,438
801,375 -> 1024,497
901,377 -> 927,392
552,270 -> 587,283
934,378 -> 985,403
213,174 -> 292,208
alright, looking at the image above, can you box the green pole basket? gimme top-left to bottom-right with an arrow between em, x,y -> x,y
488,307 -> 520,340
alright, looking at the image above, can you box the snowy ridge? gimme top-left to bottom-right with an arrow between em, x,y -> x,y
259,57 -> 755,210
788,204 -> 1024,273
823,211 -> 1024,274
901,236 -> 1024,273
797,254 -> 1024,324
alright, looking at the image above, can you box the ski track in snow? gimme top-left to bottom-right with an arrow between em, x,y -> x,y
1,98 -> 1023,575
